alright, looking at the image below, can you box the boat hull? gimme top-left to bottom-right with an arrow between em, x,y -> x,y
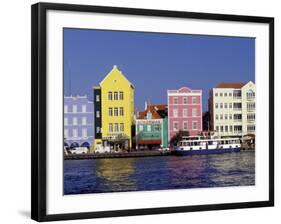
175,147 -> 241,156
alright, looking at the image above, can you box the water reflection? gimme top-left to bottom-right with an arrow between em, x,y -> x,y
64,152 -> 255,195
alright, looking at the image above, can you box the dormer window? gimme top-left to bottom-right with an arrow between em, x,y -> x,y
147,112 -> 152,120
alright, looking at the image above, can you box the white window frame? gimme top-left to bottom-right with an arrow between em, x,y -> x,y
173,122 -> 178,131
72,117 -> 77,125
72,128 -> 78,138
173,109 -> 178,117
64,117 -> 68,125
82,117 -> 87,125
82,128 -> 87,138
192,121 -> 197,130
82,105 -> 87,113
192,108 -> 197,117
72,105 -> 77,113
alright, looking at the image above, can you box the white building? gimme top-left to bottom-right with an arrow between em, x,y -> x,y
209,81 -> 255,137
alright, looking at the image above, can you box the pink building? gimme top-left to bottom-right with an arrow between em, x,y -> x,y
167,87 -> 202,142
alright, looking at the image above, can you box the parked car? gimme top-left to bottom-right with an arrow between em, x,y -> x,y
69,147 -> 88,154
95,146 -> 110,154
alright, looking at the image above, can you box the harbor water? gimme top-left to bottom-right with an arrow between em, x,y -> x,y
64,151 -> 255,195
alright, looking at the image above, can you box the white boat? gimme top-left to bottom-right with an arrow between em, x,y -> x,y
175,135 -> 241,156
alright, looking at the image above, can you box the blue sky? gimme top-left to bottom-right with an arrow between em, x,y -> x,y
64,28 -> 255,112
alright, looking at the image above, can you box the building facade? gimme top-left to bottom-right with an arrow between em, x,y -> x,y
167,87 -> 203,141
209,81 -> 255,137
135,104 -> 168,149
64,95 -> 94,148
93,65 -> 135,151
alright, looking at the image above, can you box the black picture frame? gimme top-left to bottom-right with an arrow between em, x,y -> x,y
31,2 -> 274,222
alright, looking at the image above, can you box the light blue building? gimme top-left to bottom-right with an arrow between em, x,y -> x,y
64,95 -> 94,149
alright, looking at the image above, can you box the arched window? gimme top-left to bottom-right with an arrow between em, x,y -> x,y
81,142 -> 90,149
70,142 -> 79,148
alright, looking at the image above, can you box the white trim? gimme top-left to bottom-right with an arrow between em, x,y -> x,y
167,92 -> 201,97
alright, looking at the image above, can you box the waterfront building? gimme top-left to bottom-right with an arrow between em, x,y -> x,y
167,87 -> 203,141
64,95 -> 94,149
209,81 -> 255,137
93,65 -> 135,151
135,104 -> 168,149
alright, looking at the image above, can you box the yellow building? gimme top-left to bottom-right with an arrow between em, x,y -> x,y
93,65 -> 134,151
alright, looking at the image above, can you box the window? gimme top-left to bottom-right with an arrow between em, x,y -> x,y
147,125 -> 151,132
73,117 -> 77,125
183,109 -> 187,117
114,123 -> 119,132
173,109 -> 178,117
114,92 -> 118,100
247,113 -> 255,121
220,126 -> 224,132
234,114 -> 242,121
183,97 -> 187,104
96,111 -> 100,118
192,121 -> 197,130
147,112 -> 152,119
220,114 -> 223,120
119,107 -> 124,116
82,117 -> 87,125
64,129 -> 69,138
220,93 -> 223,97
96,94 -> 100,102
216,126 -> 219,132
173,122 -> 178,131
109,123 -> 113,132
119,91 -> 124,100
215,103 -> 218,109
64,118 -> 68,125
247,90 -> 255,99
72,129 -> 78,138
229,103 -> 232,109
225,126 -> 228,132
224,93 -> 227,97
82,128 -> 87,138
82,105 -> 87,113
183,122 -> 188,130
108,92 -> 112,100
108,108 -> 113,116
72,105 -> 77,113
120,123 -> 124,132
173,97 -> 178,104
233,90 -> 242,98
247,125 -> 255,132
247,102 -> 255,111
216,114 -> 219,120
139,125 -> 143,131
192,97 -> 197,104
225,114 -> 228,120
233,103 -> 242,110
215,93 -> 218,97
192,108 -> 197,117
224,103 -> 227,109
114,107 -> 118,116
220,103 -> 223,109
64,105 -> 68,113
230,126 -> 233,132
234,125 -> 242,133
229,114 -> 232,120
229,93 -> 232,97
155,124 -> 160,131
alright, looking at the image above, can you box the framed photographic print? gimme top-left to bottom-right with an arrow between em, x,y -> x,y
31,2 -> 274,222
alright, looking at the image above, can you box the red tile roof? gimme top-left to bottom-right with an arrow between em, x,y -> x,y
215,82 -> 245,89
137,104 -> 167,119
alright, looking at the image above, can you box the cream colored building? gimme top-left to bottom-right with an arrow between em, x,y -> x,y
209,81 -> 255,137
